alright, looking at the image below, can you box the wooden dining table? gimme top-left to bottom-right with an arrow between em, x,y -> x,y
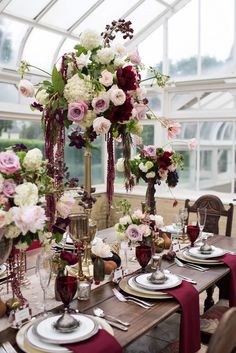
0,233 -> 236,351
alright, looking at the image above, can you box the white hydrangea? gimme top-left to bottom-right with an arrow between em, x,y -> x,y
96,47 -> 115,64
119,215 -> 132,225
5,225 -> 21,239
23,148 -> 43,171
139,162 -> 148,173
14,182 -> 38,206
64,74 -> 93,104
80,29 -> 102,50
91,237 -> 113,258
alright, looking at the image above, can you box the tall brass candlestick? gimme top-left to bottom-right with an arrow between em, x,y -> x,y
84,145 -> 91,196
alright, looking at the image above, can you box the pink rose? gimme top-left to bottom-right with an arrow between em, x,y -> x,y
92,94 -> 110,113
99,70 -> 113,87
3,179 -> 16,197
18,79 -> 35,97
93,116 -> 111,134
68,101 -> 88,122
143,145 -> 157,158
165,119 -> 181,139
132,134 -> 143,146
12,205 -> 47,235
109,87 -> 126,106
188,138 -> 197,150
128,48 -> 142,65
56,195 -> 76,219
0,152 -> 21,175
125,224 -> 142,242
132,103 -> 148,120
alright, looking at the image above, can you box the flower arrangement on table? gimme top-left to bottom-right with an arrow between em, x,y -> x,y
18,19 -> 170,211
115,209 -> 164,245
0,144 -> 76,251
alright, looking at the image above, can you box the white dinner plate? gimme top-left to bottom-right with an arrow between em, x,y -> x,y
33,314 -> 98,344
119,277 -> 172,299
134,273 -> 181,290
16,316 -> 113,353
188,246 -> 226,259
128,277 -> 173,297
177,250 -> 223,265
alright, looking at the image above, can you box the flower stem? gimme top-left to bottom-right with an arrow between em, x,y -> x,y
146,105 -> 167,128
29,64 -> 51,76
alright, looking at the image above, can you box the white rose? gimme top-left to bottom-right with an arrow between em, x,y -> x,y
56,195 -> 76,219
99,70 -> 113,87
110,88 -> 126,106
80,29 -> 101,50
35,89 -> 49,105
18,79 -> 34,97
132,209 -> 145,220
76,53 -> 89,69
5,225 -> 21,239
23,148 -> 43,171
139,163 -> 148,173
116,158 -> 125,172
114,58 -> 125,68
139,224 -> 151,237
150,214 -> 164,228
146,171 -> 156,179
93,116 -> 111,135
14,182 -> 38,206
91,238 -> 113,258
114,43 -> 126,57
119,215 -> 132,225
96,47 -> 115,64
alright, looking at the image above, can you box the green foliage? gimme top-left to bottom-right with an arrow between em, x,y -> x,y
74,44 -> 88,57
52,65 -> 65,94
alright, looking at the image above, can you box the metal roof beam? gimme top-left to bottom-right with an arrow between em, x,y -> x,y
0,0 -> 11,13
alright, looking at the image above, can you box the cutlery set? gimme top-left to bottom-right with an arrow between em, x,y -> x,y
174,257 -> 209,271
1,342 -> 18,353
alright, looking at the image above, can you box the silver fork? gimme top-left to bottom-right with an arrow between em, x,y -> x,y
112,288 -> 153,309
2,342 -> 17,353
175,257 -> 209,271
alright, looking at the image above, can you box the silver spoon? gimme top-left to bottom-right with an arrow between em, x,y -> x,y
93,307 -> 130,326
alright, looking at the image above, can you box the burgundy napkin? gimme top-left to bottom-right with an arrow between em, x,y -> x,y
164,281 -> 201,353
63,329 -> 123,353
216,253 -> 236,307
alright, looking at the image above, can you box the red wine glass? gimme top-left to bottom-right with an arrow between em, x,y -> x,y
135,244 -> 152,272
187,225 -> 200,247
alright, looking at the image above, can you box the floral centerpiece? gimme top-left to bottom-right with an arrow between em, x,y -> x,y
0,144 -> 75,251
115,209 -> 164,245
18,19 -> 170,211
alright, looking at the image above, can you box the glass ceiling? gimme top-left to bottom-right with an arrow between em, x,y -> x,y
0,0 -> 184,73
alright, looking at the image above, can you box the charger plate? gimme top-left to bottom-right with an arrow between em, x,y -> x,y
33,314 -> 99,344
177,250 -> 223,265
188,246 -> 226,259
134,273 -> 181,291
119,277 -> 172,299
16,316 -> 113,353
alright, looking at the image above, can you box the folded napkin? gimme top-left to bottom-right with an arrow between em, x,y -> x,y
63,329 -> 123,353
216,253 -> 236,307
164,281 -> 201,353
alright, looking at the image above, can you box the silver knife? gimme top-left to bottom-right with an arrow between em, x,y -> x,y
106,320 -> 129,331
175,274 -> 197,285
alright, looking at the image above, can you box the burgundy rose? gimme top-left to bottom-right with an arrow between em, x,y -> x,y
108,96 -> 133,123
60,250 -> 78,265
157,151 -> 173,169
116,66 -> 138,91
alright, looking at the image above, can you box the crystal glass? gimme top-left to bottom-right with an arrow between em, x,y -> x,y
197,208 -> 207,240
179,208 -> 188,241
36,251 -> 52,316
135,244 -> 152,272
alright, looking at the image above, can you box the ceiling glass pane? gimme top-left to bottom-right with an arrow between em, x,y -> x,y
39,0 -> 97,30
162,0 -> 176,4
138,25 -> 163,68
0,82 -> 18,103
201,0 -> 234,75
169,0 -> 198,77
4,0 -> 51,19
22,28 -> 62,72
57,38 -> 79,60
0,16 -> 28,68
127,0 -> 165,34
73,0 -> 138,35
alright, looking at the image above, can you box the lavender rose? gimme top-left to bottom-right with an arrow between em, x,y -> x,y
92,93 -> 110,113
3,179 -> 16,197
125,224 -> 142,242
68,101 -> 88,123
0,151 -> 21,175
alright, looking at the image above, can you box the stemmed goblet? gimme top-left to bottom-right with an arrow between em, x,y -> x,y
197,207 -> 207,241
36,251 -> 52,317
179,208 -> 188,241
54,275 -> 79,332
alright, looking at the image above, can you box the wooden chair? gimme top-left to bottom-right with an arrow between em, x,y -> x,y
207,307 -> 236,353
184,194 -> 234,237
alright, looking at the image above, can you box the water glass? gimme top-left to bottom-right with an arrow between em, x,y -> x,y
36,251 -> 52,316
77,280 -> 91,301
197,208 -> 207,239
